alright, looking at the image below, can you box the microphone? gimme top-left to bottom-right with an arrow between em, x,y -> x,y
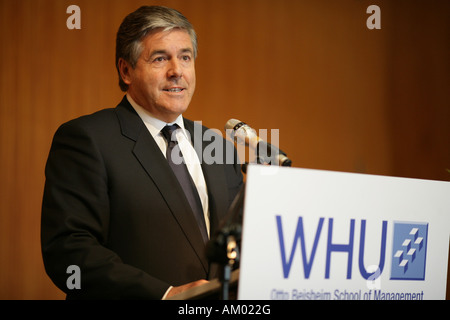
225,119 -> 292,167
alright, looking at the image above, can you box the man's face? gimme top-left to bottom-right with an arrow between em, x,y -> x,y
123,29 -> 196,123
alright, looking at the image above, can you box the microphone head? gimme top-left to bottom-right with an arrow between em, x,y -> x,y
224,119 -> 243,131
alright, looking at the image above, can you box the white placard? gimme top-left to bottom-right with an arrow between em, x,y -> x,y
238,165 -> 450,300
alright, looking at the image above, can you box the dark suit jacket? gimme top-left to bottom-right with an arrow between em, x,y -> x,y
41,96 -> 243,299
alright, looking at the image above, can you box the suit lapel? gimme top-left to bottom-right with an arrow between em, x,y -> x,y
114,97 -> 209,272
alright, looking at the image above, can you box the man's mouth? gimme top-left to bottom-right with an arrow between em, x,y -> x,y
163,88 -> 185,93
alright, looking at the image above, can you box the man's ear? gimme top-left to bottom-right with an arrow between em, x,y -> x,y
118,58 -> 133,86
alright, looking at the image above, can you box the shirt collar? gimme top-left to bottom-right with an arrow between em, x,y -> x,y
126,94 -> 186,139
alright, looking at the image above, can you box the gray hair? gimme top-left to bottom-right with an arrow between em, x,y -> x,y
115,6 -> 198,92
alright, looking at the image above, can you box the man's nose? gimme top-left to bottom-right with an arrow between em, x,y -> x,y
167,59 -> 182,79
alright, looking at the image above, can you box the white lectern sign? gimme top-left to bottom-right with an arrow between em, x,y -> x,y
238,165 -> 450,300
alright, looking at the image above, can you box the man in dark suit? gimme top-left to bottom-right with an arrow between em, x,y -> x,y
41,6 -> 243,299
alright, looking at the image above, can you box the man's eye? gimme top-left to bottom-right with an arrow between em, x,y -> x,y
181,55 -> 191,62
153,57 -> 166,63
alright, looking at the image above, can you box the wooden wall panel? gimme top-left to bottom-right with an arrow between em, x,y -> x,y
0,0 -> 448,299
387,1 -> 450,181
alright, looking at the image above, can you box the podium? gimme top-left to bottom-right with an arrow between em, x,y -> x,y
172,165 -> 450,300
237,165 -> 450,300
166,270 -> 240,300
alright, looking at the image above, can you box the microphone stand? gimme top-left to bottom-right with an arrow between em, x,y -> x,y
206,184 -> 245,300
206,133 -> 292,299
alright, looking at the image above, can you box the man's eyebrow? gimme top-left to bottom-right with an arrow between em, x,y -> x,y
179,48 -> 194,55
148,48 -> 193,59
148,50 -> 168,59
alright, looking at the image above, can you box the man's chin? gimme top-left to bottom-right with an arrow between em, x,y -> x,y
156,106 -> 190,122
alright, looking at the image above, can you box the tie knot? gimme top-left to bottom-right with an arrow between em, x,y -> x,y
161,124 -> 179,143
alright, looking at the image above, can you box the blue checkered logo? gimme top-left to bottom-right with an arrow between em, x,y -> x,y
390,222 -> 428,280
